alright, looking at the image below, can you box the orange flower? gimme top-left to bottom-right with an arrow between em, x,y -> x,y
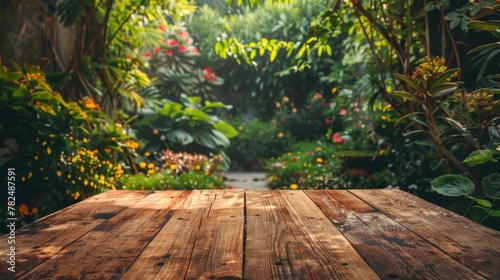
83,98 -> 98,110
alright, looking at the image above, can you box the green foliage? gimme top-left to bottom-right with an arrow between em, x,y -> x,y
225,118 -> 293,168
189,0 -> 330,115
432,147 -> 500,227
132,93 -> 236,169
0,64 -> 126,232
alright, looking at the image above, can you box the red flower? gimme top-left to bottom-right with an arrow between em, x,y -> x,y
167,39 -> 178,47
178,45 -> 187,53
143,52 -> 151,58
291,172 -> 297,177
178,30 -> 189,37
339,109 -> 348,115
208,75 -> 215,82
153,46 -> 161,54
158,25 -> 166,32
165,49 -> 173,56
325,118 -> 331,125
191,47 -> 199,54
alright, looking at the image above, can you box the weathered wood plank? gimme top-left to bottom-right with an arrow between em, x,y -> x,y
245,190 -> 380,280
307,190 -> 487,280
0,190 -> 152,280
350,189 -> 500,279
18,191 -> 189,280
121,190 -> 216,279
184,189 -> 244,280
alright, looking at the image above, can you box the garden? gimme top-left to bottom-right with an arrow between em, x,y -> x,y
0,0 -> 499,233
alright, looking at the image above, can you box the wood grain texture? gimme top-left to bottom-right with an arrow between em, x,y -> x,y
350,189 -> 500,279
307,190 -> 486,280
183,189 -> 244,280
18,191 -> 189,280
2,190 -> 499,280
244,190 -> 380,280
0,190 -> 152,280
121,190 -> 216,279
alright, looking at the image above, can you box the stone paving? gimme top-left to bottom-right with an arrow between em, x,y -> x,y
224,171 -> 270,190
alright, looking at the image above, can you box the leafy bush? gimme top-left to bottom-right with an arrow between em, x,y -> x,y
188,0 -> 331,116
225,118 -> 293,169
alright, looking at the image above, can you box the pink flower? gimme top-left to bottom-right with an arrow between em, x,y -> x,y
178,30 -> 189,37
209,75 -> 215,82
165,49 -> 173,56
339,109 -> 348,115
153,46 -> 161,54
332,132 -> 345,144
273,162 -> 282,168
191,47 -> 199,54
178,45 -> 187,53
325,118 -> 331,125
143,52 -> 151,58
167,39 -> 178,47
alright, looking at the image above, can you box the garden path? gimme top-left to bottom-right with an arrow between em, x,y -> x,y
224,171 -> 270,190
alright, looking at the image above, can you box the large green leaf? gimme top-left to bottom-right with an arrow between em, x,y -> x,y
481,173 -> 500,200
389,91 -> 416,100
167,129 -> 193,145
214,122 -> 238,138
463,149 -> 496,167
395,73 -> 424,93
185,108 -> 212,122
158,103 -> 183,117
429,68 -> 460,90
193,129 -> 230,150
431,174 -> 475,197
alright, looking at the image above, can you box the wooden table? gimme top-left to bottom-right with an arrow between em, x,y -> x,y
1,189 -> 499,279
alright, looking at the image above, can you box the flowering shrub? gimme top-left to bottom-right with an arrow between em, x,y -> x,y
121,150 -> 226,190
265,142 -> 346,189
0,63 -> 131,232
143,27 -> 223,101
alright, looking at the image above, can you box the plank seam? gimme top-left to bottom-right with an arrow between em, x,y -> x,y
242,191 -> 247,279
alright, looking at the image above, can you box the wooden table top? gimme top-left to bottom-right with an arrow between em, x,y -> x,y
1,189 -> 499,279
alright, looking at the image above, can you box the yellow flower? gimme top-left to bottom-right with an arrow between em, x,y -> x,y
74,192 -> 80,200
316,158 -> 323,163
144,152 -> 151,157
83,98 -> 98,110
46,147 -> 51,155
80,166 -> 85,173
379,149 -> 388,155
276,102 -> 281,108
195,165 -> 201,171
238,126 -> 244,131
170,164 -> 177,171
278,132 -> 284,138
153,129 -> 159,135
292,108 -> 297,113
147,169 -> 155,175
381,115 -> 387,120
315,147 -> 322,152
126,140 -> 140,149
139,162 -> 147,169
331,87 -> 338,94
147,163 -> 155,169
56,170 -> 62,177
283,96 -> 289,103
290,183 -> 299,190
